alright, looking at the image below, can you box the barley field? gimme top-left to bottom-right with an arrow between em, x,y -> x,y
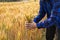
0,1 -> 46,40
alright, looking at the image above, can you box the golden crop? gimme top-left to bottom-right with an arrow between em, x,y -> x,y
0,1 -> 46,40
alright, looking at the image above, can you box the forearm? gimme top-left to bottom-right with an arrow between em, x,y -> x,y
36,16 -> 56,29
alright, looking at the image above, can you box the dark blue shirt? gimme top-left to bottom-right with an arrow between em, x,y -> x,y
34,0 -> 60,28
34,0 -> 52,23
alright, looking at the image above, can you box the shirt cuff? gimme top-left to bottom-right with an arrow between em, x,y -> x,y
36,22 -> 44,29
33,19 -> 38,23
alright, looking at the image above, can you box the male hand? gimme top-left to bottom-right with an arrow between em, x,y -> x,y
25,21 -> 37,30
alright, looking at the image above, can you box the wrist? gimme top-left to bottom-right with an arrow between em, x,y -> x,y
36,22 -> 43,29
33,22 -> 37,28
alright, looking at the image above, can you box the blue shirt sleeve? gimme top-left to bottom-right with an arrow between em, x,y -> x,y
36,15 -> 56,29
33,0 -> 46,23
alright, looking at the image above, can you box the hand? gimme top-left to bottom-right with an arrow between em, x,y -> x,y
25,21 -> 37,30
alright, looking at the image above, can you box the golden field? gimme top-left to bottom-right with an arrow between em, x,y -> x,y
0,1 -> 46,40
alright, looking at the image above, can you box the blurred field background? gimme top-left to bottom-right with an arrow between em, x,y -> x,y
0,0 -> 46,40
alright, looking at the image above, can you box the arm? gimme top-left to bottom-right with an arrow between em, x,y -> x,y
33,0 -> 46,23
36,15 -> 57,29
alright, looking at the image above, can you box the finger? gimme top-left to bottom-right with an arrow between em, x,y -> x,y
25,21 -> 28,23
25,24 -> 30,27
26,25 -> 31,27
25,24 -> 31,27
27,27 -> 31,30
26,27 -> 31,29
25,25 -> 29,27
25,23 -> 31,25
